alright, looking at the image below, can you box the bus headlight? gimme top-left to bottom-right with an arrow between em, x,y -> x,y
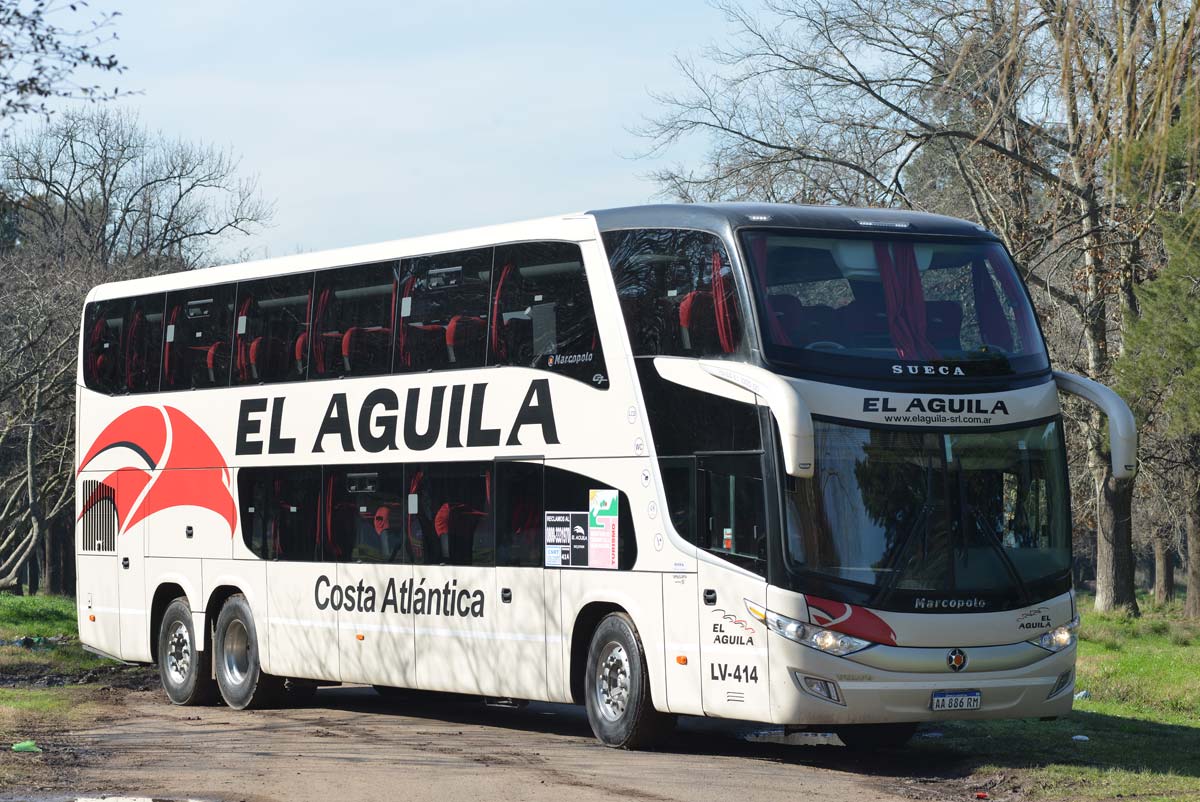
745,600 -> 871,656
1031,616 -> 1079,652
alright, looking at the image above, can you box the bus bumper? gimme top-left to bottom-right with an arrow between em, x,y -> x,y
768,641 -> 1077,725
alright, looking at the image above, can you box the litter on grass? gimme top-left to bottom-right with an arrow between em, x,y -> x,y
12,740 -> 43,753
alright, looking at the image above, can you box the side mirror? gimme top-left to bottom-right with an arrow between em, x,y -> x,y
700,361 -> 815,479
1053,371 -> 1137,479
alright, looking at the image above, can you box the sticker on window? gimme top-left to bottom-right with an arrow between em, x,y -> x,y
588,489 -> 619,569
543,490 -> 618,570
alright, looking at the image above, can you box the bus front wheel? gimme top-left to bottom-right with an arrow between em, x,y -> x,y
583,612 -> 674,749
157,597 -> 217,706
213,594 -> 282,709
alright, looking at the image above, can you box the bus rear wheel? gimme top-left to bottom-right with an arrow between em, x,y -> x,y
584,612 -> 674,749
835,723 -> 918,750
157,597 -> 217,706
214,594 -> 282,709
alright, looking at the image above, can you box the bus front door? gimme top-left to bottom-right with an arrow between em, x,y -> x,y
696,455 -> 771,720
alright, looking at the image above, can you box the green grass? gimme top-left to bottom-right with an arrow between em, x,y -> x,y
0,687 -> 80,715
909,596 -> 1200,802
0,684 -> 116,790
0,593 -> 111,676
0,593 -> 79,640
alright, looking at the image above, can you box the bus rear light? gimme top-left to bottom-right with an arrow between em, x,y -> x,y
797,673 -> 844,705
746,600 -> 871,656
88,614 -> 95,622
356,633 -> 365,641
676,655 -> 688,665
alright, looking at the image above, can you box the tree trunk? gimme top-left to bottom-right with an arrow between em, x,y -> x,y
1094,464 -> 1140,614
1077,197 -> 1138,615
1153,535 -> 1175,606
59,522 -> 72,598
1187,478 -> 1200,619
41,519 -> 56,595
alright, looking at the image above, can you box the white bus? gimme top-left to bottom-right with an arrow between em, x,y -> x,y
75,204 -> 1135,749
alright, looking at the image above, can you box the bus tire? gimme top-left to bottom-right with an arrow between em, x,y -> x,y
835,723 -> 918,750
584,612 -> 674,749
157,597 -> 217,706
214,594 -> 282,709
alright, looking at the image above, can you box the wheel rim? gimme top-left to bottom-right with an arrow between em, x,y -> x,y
166,620 -> 191,684
222,619 -> 251,686
594,641 -> 631,722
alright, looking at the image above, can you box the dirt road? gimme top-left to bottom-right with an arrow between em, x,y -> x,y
47,686 -> 933,802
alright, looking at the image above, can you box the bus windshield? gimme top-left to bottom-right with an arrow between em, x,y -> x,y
783,419 -> 1071,612
739,230 -> 1049,379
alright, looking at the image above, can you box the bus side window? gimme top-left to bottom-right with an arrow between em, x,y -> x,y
83,299 -> 125,394
232,273 -> 314,385
84,293 -> 167,395
491,241 -> 607,387
396,248 -> 493,372
697,454 -> 766,576
322,465 -> 409,564
161,283 -> 236,390
495,461 -> 544,567
658,457 -> 695,545
410,462 -> 493,566
603,228 -> 742,358
543,466 -> 638,570
311,261 -> 399,380
121,294 -> 167,394
238,467 -> 322,561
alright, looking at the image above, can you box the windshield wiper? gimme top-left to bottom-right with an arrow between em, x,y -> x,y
872,500 -> 935,609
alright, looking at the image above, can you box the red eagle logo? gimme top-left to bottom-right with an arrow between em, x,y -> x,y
77,406 -> 235,535
806,596 -> 899,646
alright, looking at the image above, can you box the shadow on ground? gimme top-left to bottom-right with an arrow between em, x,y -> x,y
305,685 -> 1199,786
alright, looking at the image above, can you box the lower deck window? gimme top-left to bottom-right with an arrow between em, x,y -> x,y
236,461 -> 636,570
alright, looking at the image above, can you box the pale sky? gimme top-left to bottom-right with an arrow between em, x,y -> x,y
101,1 -> 727,262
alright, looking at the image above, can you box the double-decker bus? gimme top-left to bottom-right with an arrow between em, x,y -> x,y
74,204 -> 1135,749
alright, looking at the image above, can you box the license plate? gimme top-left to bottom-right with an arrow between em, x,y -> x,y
931,690 -> 981,711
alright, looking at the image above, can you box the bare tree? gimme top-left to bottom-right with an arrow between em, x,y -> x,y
0,0 -> 123,122
642,0 -> 1200,613
0,107 -> 273,593
3,107 -> 272,271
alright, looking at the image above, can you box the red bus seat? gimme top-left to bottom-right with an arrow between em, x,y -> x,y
446,315 -> 485,365
678,291 -> 717,353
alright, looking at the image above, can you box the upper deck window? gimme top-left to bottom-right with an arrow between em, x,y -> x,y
603,229 -> 743,359
739,231 -> 1049,379
161,283 -> 236,390
83,293 -> 166,394
311,261 -> 398,380
232,273 -> 314,385
398,247 -> 493,372
491,241 -> 604,385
